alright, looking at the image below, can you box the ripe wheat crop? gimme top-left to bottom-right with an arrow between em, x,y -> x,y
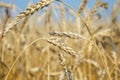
0,0 -> 120,80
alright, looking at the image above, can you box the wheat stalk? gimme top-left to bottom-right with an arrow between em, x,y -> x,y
60,3 -> 67,31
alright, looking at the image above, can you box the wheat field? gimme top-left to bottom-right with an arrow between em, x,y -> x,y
0,0 -> 120,80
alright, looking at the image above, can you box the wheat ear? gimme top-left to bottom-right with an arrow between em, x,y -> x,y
3,0 -> 54,37
79,0 -> 88,13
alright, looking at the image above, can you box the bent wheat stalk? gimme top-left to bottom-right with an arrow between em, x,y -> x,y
4,38 -> 44,80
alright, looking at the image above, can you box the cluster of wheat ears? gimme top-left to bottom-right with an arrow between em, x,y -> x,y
0,0 -> 120,80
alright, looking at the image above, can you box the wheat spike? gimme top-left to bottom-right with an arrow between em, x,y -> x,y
90,0 -> 101,19
3,0 -> 54,37
79,0 -> 88,13
46,37 -> 83,61
49,31 -> 87,40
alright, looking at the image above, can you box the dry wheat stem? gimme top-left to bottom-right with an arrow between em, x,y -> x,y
110,37 -> 118,80
60,3 -> 67,31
